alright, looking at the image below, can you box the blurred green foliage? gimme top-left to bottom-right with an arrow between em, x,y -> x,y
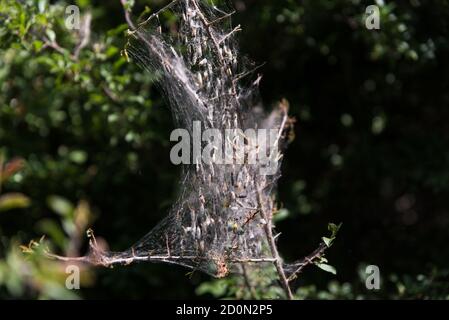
1,0 -> 449,299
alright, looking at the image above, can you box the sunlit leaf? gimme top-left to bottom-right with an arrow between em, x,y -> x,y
0,193 -> 31,212
47,195 -> 74,217
316,263 -> 337,275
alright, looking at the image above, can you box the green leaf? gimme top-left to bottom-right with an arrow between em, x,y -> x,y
38,0 -> 47,13
328,222 -> 342,236
322,236 -> 332,247
36,219 -> 68,250
316,263 -> 337,275
33,40 -> 43,51
69,150 -> 87,164
47,195 -> 74,217
195,279 -> 228,297
45,29 -> 56,43
273,208 -> 289,222
0,193 -> 31,212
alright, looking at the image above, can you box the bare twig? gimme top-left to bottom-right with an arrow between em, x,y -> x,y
208,10 -> 236,26
233,62 -> 266,84
137,0 -> 180,28
218,25 -> 242,44
41,12 -> 91,61
42,37 -> 74,59
191,0 -> 225,64
45,250 -> 277,265
120,0 -> 136,30
256,185 -> 294,300
73,12 -> 92,59
287,243 -> 328,282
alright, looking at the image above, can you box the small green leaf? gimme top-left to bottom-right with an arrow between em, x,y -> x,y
45,29 -> 56,42
328,222 -> 341,234
316,263 -> 337,275
195,279 -> 228,297
0,193 -> 31,212
47,195 -> 74,217
36,219 -> 67,249
69,150 -> 87,164
319,257 -> 328,263
322,236 -> 332,247
273,208 -> 289,222
33,40 -> 44,51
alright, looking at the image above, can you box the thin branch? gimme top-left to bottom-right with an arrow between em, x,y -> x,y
233,62 -> 266,84
73,12 -> 92,59
191,0 -> 225,64
287,243 -> 328,282
137,0 -> 180,28
208,10 -> 236,26
189,0 -> 243,127
41,12 -> 91,61
45,250 -> 276,265
273,101 -> 290,151
120,0 -> 136,30
256,185 -> 294,300
42,37 -> 74,59
218,25 -> 242,44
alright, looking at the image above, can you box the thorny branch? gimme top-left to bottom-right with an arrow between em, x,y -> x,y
287,242 -> 329,282
257,184 -> 293,300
